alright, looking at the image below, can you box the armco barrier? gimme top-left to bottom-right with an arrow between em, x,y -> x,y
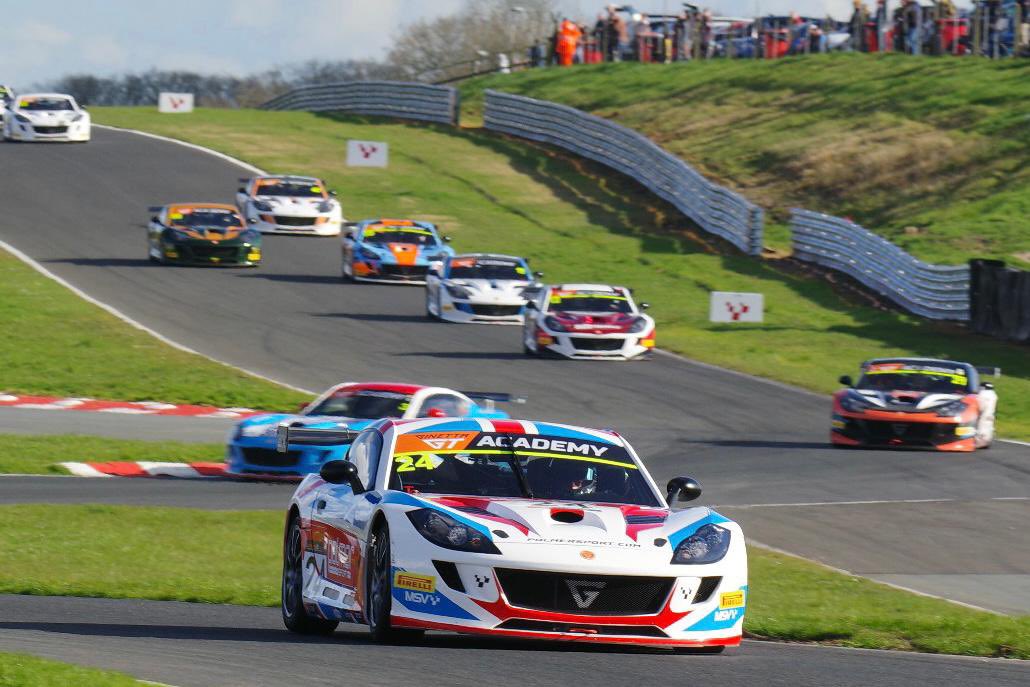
483,90 -> 764,256
261,81 -> 459,125
791,209 -> 969,321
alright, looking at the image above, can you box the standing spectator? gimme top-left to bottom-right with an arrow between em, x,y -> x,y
635,13 -> 655,61
700,9 -> 714,58
556,18 -> 582,67
674,10 -> 695,60
893,0 -> 907,51
875,0 -> 890,51
592,13 -> 609,62
610,7 -> 630,61
1020,0 -> 1030,55
850,0 -> 870,50
788,11 -> 809,54
903,0 -> 923,54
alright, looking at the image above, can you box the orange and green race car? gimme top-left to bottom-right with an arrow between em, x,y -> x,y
147,203 -> 262,267
831,358 -> 999,452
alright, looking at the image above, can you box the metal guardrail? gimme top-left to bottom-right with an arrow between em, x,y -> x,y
791,209 -> 970,321
483,90 -> 764,256
261,81 -> 459,125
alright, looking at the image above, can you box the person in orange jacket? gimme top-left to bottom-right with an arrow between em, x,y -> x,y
556,18 -> 582,66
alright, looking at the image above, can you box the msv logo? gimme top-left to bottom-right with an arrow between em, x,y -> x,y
714,609 -> 739,622
565,580 -> 606,609
404,591 -> 440,606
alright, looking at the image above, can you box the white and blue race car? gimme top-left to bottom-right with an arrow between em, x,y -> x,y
235,175 -> 344,236
425,253 -> 543,324
2,93 -> 90,142
226,382 -> 514,477
342,219 -> 454,284
279,417 -> 748,651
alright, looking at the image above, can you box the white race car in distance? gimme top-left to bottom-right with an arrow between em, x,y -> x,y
279,417 -> 748,651
236,175 -> 344,236
425,253 -> 543,324
523,284 -> 655,360
3,93 -> 90,142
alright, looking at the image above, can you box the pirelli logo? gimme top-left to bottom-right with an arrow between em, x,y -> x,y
719,590 -> 745,609
393,572 -> 435,593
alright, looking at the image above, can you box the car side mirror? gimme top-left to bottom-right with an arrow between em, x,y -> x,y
344,230 -> 355,240
248,217 -> 258,224
237,187 -> 246,194
442,236 -> 452,243
150,216 -> 160,224
982,382 -> 994,390
296,402 -> 308,412
533,271 -> 544,279
839,375 -> 853,387
640,302 -> 650,310
329,190 -> 338,197
319,460 -> 364,493
524,301 -> 538,310
666,476 -> 702,503
426,407 -> 448,418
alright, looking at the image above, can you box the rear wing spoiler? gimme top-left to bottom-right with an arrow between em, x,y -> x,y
976,366 -> 1001,378
276,424 -> 360,453
461,391 -> 526,413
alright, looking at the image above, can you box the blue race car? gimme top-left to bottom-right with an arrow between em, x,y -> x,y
341,219 -> 455,284
226,382 -> 514,477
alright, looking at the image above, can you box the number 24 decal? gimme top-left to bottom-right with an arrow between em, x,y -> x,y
394,455 -> 438,472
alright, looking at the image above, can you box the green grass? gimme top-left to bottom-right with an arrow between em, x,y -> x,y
0,652 -> 152,687
0,249 -> 308,409
92,107 -> 1030,440
460,55 -> 1030,264
1,504 -> 1026,658
0,434 -> 223,475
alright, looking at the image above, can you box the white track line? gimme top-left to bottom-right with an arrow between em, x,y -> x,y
721,496 -> 1028,509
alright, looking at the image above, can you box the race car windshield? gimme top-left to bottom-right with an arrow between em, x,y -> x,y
171,211 -> 242,228
858,369 -> 970,394
448,259 -> 528,281
363,229 -> 437,246
255,181 -> 325,197
20,98 -> 74,111
306,391 -> 412,419
388,432 -> 660,506
549,295 -> 633,314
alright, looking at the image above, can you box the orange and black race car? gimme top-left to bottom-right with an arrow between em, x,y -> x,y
831,358 -> 999,452
147,203 -> 262,267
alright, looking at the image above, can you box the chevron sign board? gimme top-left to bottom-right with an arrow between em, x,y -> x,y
346,140 -> 388,167
710,291 -> 764,323
158,92 -> 194,113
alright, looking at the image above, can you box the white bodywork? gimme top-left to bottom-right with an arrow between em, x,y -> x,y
236,175 -> 343,236
523,284 -> 656,360
3,93 -> 90,142
425,253 -> 539,325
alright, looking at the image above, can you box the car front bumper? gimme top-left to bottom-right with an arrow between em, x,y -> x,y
226,440 -> 342,476
161,241 -> 261,267
536,330 -> 654,360
440,298 -> 525,324
830,412 -> 975,451
7,121 -> 90,142
252,214 -> 342,236
352,260 -> 429,284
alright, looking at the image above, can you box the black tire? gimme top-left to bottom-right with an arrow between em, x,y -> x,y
674,645 -> 726,655
364,523 -> 423,643
425,292 -> 438,320
281,516 -> 338,635
522,331 -> 539,357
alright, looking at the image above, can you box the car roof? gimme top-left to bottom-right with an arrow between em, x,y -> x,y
448,253 -> 525,262
389,417 -> 625,445
256,174 -> 320,182
165,203 -> 240,213
552,284 -> 625,293
333,382 -> 428,395
16,93 -> 75,100
861,358 -> 972,371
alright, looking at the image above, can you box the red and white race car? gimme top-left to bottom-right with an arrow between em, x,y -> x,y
522,284 -> 655,360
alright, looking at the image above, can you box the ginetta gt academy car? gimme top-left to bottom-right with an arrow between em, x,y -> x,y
523,284 -> 655,360
831,358 -> 999,451
342,219 -> 454,284
3,93 -> 90,142
425,253 -> 543,324
227,382 -> 513,476
279,417 -> 747,650
236,175 -> 344,236
147,203 -> 261,266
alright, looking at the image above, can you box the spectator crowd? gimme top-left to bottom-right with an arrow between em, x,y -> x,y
530,0 -> 1028,65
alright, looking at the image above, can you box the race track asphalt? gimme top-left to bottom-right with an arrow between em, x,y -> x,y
0,126 -> 1027,681
1,595 -> 1027,687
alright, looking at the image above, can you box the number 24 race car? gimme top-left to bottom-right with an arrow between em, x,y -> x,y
279,417 -> 747,651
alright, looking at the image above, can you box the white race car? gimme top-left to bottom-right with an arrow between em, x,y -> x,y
236,175 -> 344,236
425,253 -> 543,324
0,85 -> 13,108
3,93 -> 90,142
279,417 -> 748,651
523,284 -> 655,360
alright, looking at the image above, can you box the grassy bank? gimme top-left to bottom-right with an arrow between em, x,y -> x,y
0,653 -> 153,687
1,503 -> 1025,658
460,55 -> 1030,264
0,434 -> 224,475
0,249 -> 308,409
92,107 -> 1030,439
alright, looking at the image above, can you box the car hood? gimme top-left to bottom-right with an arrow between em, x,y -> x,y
419,495 -> 719,549
447,279 -> 532,300
18,110 -> 80,124
364,242 -> 447,264
254,195 -> 329,215
234,413 -> 373,443
547,310 -> 641,334
169,225 -> 246,241
849,388 -> 967,412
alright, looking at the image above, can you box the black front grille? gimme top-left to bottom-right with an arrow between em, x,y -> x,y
692,576 -> 721,604
273,215 -> 316,227
379,264 -> 428,280
569,337 -> 625,351
241,447 -> 301,467
469,304 -> 522,317
33,125 -> 68,134
498,619 -> 668,637
183,244 -> 241,260
856,420 -> 940,445
496,569 -> 674,616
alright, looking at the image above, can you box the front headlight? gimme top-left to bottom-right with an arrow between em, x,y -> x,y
445,283 -> 471,299
252,200 -> 273,212
14,113 -> 30,123
628,316 -> 648,333
934,399 -> 968,417
239,423 -> 272,438
543,316 -> 568,332
71,113 -> 85,122
358,246 -> 380,261
839,394 -> 870,413
316,200 -> 333,213
241,230 -> 261,242
406,509 -> 501,554
671,524 -> 731,564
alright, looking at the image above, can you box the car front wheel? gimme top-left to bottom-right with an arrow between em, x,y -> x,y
365,522 -> 423,643
282,516 -> 338,635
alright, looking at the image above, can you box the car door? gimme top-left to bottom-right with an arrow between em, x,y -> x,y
310,430 -> 382,596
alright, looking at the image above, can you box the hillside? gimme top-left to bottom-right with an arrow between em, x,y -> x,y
460,54 -> 1030,267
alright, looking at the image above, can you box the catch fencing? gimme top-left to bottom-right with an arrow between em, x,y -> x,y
261,81 -> 459,125
970,260 -> 1030,342
791,209 -> 970,321
483,90 -> 764,255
